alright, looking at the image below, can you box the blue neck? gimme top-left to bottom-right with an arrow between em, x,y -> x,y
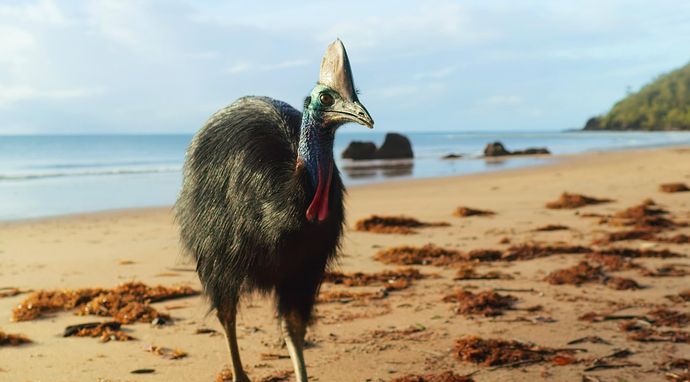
298,110 -> 334,188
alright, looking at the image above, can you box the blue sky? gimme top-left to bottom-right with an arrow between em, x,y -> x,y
1,1 -> 689,134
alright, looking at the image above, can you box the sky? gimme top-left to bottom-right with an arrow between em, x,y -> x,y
1,1 -> 689,134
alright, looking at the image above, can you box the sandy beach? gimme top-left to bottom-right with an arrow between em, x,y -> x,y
1,146 -> 689,382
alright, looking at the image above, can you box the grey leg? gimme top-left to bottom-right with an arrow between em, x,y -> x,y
280,311 -> 308,382
217,302 -> 251,382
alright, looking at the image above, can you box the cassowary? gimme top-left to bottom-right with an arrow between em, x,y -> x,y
175,40 -> 373,382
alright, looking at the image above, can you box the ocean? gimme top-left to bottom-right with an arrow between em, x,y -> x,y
1,131 -> 689,221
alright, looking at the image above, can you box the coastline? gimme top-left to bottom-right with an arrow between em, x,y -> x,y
1,145 -> 689,381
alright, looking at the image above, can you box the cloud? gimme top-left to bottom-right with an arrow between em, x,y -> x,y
0,0 -> 66,25
413,66 -> 456,80
478,95 -> 523,106
226,59 -> 310,75
0,86 -> 101,108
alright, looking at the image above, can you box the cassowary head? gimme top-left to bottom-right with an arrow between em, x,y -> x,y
306,39 -> 374,129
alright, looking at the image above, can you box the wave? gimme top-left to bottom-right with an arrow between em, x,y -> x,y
0,166 -> 182,181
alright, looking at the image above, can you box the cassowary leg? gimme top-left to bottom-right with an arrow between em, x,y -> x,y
217,298 -> 250,382
280,310 -> 308,382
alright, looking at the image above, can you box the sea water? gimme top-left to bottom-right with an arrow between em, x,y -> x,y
1,131 -> 689,221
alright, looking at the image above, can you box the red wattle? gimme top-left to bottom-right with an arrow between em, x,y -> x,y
305,160 -> 333,222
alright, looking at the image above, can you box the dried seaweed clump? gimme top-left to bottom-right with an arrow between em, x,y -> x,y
374,244 -> 463,266
389,371 -> 475,382
597,247 -> 683,259
0,287 -> 24,298
666,290 -> 690,303
585,253 -> 639,271
443,290 -> 517,317
453,207 -> 495,218
660,183 -> 690,193
13,282 -> 199,323
454,265 -> 512,280
546,192 -> 613,209
454,336 -> 566,366
605,277 -> 641,290
12,287 -> 105,321
323,268 -> 424,292
544,262 -> 605,286
534,224 -> 569,232
216,368 -> 234,382
64,321 -> 134,342
0,330 -> 31,346
146,345 -> 188,360
620,320 -> 690,344
317,289 -> 387,303
354,215 -> 449,234
502,244 -> 591,261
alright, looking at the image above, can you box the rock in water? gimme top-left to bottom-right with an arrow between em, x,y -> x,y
483,141 -> 550,157
342,141 -> 377,160
374,133 -> 414,159
483,142 -> 511,157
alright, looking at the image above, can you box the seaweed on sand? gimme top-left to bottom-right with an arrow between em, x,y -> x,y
453,336 -> 575,367
323,268 -> 425,292
453,207 -> 495,217
355,215 -> 449,234
442,290 -> 517,317
546,193 -> 613,209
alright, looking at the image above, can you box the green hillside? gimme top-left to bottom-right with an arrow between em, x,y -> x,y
584,61 -> 690,131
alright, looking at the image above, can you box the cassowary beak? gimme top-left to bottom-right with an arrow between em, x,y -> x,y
319,39 -> 374,128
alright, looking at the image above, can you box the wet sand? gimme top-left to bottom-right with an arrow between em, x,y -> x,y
1,146 -> 689,381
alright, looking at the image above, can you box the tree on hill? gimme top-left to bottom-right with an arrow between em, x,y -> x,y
584,61 -> 690,131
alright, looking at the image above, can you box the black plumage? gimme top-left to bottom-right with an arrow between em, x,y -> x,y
175,40 -> 373,382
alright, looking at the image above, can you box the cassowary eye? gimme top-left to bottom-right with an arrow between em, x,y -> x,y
319,93 -> 334,107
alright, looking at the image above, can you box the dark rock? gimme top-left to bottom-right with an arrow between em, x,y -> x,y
374,133 -> 414,159
514,147 -> 550,155
342,141 -> 377,160
484,141 -> 550,157
442,153 -> 463,160
483,142 -> 511,157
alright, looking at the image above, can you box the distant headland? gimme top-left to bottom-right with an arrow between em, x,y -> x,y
583,61 -> 690,131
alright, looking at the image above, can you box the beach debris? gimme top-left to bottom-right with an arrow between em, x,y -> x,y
500,244 -> 591,261
63,321 -> 134,342
354,215 -> 449,234
216,368 -> 233,382
544,262 -> 604,286
453,207 -> 495,218
0,287 -> 28,298
647,308 -> 690,327
317,289 -> 387,303
583,349 -> 639,372
666,371 -> 690,382
533,224 -> 570,232
615,199 -> 668,219
597,247 -> 683,259
640,265 -> 689,278
546,193 -> 613,209
666,290 -> 690,303
259,370 -> 293,382
658,234 -> 690,243
660,182 -> 690,193
145,344 -> 187,360
566,336 -> 611,345
389,371 -> 475,382
367,325 -> 431,342
594,228 -> 658,244
620,319 -> 690,344
544,261 -> 641,290
323,268 -> 425,292
605,277 -> 641,290
374,244 -> 463,266
131,369 -> 156,374
0,330 -> 31,346
453,336 -> 576,367
260,353 -> 290,361
585,252 -> 640,271
194,327 -> 218,335
12,282 -> 199,323
442,290 -> 517,317
454,265 -> 512,280
579,312 -> 642,323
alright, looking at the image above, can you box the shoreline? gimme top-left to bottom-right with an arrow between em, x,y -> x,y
1,144 -> 689,381
2,143 -> 687,225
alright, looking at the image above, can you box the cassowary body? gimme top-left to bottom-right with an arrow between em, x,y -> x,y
176,40 -> 373,382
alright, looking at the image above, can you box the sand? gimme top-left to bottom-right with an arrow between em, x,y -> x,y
1,146 -> 689,381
